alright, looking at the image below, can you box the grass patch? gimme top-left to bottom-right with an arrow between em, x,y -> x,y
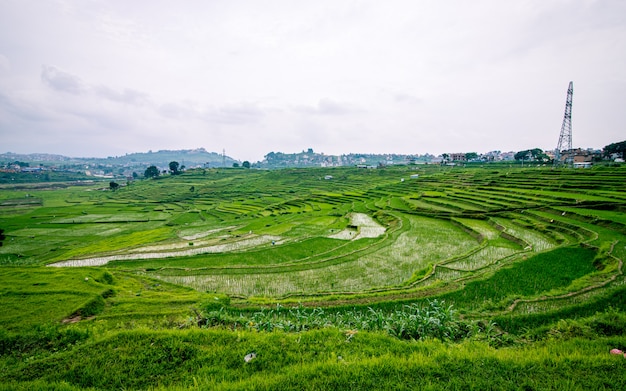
440,246 -> 598,311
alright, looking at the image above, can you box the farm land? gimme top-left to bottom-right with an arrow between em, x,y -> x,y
1,164 -> 626,390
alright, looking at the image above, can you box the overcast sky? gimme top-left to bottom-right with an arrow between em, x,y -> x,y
1,0 -> 624,161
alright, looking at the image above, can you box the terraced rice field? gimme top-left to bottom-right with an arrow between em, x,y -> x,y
1,165 -> 625,315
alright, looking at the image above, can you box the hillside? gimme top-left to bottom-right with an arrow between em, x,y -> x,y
0,148 -> 237,170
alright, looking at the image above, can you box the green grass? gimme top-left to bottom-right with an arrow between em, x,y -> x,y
438,246 -> 599,311
0,267 -> 118,330
2,328 -> 625,390
558,206 -> 626,225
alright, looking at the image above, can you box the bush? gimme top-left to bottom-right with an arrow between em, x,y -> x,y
95,271 -> 114,285
77,296 -> 105,317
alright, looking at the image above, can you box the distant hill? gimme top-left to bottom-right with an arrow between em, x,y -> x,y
2,148 -> 437,173
89,148 -> 238,169
0,152 -> 73,164
1,148 -> 238,170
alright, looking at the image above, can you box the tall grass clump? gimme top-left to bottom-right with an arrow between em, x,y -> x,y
197,300 -> 503,344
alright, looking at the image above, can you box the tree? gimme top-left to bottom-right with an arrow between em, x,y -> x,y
109,181 -> 120,191
144,165 -> 160,179
169,161 -> 180,175
604,140 -> 626,159
232,162 -> 240,168
242,161 -> 251,169
514,148 -> 550,163
514,150 -> 532,161
465,152 -> 478,161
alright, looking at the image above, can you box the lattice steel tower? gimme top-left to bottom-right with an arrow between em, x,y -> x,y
555,81 -> 573,166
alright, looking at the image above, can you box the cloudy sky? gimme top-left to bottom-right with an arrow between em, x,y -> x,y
1,0 -> 624,161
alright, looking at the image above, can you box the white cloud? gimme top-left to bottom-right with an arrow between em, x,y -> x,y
94,86 -> 148,106
204,102 -> 266,125
293,98 -> 359,116
0,0 -> 625,160
0,54 -> 10,73
41,65 -> 86,94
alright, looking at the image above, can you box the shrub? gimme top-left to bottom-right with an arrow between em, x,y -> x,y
95,271 -> 114,285
77,295 -> 105,317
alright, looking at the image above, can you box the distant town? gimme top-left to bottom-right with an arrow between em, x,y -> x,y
1,141 -> 625,184
260,147 -> 614,169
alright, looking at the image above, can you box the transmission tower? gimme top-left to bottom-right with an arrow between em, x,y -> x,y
555,81 -> 573,166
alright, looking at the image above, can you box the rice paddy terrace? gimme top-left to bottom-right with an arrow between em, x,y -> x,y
2,165 -> 625,313
2,164 -> 626,390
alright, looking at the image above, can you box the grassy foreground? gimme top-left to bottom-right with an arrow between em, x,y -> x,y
2,325 -> 626,390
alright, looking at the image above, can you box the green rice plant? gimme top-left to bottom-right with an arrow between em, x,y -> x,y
562,206 -> 626,225
496,286 -> 626,334
439,246 -> 598,311
416,196 -> 481,212
455,217 -> 505,240
43,225 -> 174,261
444,245 -> 518,271
512,270 -> 626,315
490,216 -> 557,252
403,197 -> 456,212
153,216 -> 478,298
